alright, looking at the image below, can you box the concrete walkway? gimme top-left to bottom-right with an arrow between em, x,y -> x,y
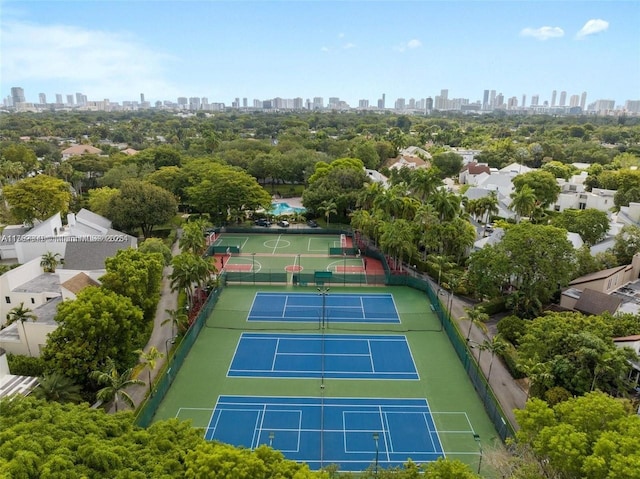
114,241 -> 180,413
421,273 -> 527,432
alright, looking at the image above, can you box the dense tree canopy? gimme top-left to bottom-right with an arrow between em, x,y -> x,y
551,208 -> 610,246
516,312 -> 636,397
3,174 -> 72,225
100,248 -> 164,321
468,223 -> 575,317
41,287 -> 145,392
106,180 -> 178,237
513,392 -> 640,479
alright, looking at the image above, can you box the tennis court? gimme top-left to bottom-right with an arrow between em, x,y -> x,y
153,285 -> 497,473
248,292 -> 400,323
229,333 -> 418,380
200,396 -> 443,471
210,233 -> 348,255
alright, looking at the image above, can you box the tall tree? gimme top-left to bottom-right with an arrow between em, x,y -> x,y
134,346 -> 163,397
100,248 -> 164,322
318,199 -> 338,226
42,287 -> 144,391
91,357 -> 144,412
509,184 -> 537,222
468,223 -> 575,317
6,303 -> 37,356
3,174 -> 72,225
106,180 -> 178,238
512,170 -> 561,209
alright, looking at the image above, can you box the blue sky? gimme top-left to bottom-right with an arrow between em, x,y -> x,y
1,1 -> 639,106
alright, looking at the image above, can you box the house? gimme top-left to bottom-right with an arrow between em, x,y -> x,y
560,254 -> 640,315
3,208 -> 136,264
0,209 -> 136,357
386,147 -> 432,171
459,162 -> 491,186
612,335 -> 640,388
61,144 -> 102,160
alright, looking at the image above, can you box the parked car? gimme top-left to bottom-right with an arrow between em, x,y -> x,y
254,218 -> 272,227
277,220 -> 290,227
307,220 -> 319,228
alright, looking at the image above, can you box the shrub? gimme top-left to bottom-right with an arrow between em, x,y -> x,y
7,353 -> 46,376
497,315 -> 527,345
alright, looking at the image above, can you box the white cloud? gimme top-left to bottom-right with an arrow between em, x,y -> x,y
338,32 -> 345,38
394,38 -> 422,52
321,46 -> 329,52
0,19 -> 177,100
343,42 -> 355,50
520,26 -> 564,40
576,19 -> 609,39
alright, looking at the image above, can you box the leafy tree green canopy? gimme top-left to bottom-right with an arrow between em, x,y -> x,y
100,248 -> 164,321
42,286 -> 145,392
514,392 -> 640,479
512,170 -> 561,208
468,223 -> 575,317
106,179 -> 178,238
3,174 -> 72,225
551,208 -> 610,246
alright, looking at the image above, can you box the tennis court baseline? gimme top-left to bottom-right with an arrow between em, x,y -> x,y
204,396 -> 444,471
248,292 -> 400,323
228,333 -> 419,380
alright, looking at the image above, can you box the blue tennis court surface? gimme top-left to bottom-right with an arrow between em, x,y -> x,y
248,292 -> 400,323
205,396 -> 444,471
229,333 -> 419,380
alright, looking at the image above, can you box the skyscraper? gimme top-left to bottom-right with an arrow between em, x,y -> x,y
483,90 -> 489,110
377,93 -> 386,110
55,94 -> 63,104
313,97 -> 324,110
39,93 -> 47,104
531,95 -> 539,106
140,93 -> 145,103
580,92 -> 587,110
559,91 -> 567,107
66,94 -> 74,105
10,87 -> 25,106
551,90 -> 557,107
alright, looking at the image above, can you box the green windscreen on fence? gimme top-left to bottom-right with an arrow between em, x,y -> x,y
134,278 -> 226,428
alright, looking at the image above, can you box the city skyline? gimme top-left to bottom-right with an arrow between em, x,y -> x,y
1,1 -> 639,105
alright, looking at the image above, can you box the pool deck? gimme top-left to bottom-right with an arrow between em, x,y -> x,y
273,197 -> 303,208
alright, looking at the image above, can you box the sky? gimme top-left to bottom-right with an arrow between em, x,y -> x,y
1,0 -> 639,107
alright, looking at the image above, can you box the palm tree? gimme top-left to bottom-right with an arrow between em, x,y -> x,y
90,357 -> 144,412
379,219 -> 416,272
6,303 -> 37,356
510,184 -> 537,222
134,347 -> 164,397
40,251 -> 62,273
464,306 -> 489,342
430,189 -> 462,222
32,371 -> 82,403
162,308 -> 189,336
318,199 -> 338,226
426,254 -> 454,289
484,335 -> 508,385
410,168 -> 442,202
481,191 -> 499,236
179,219 -> 208,255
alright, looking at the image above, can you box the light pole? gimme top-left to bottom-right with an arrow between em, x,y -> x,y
297,254 -> 301,285
317,287 -> 329,329
343,252 -> 347,285
269,431 -> 275,447
165,336 -> 176,359
373,432 -> 379,475
252,252 -> 256,285
473,433 -> 483,475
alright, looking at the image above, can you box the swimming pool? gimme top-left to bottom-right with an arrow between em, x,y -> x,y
270,202 -> 306,216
